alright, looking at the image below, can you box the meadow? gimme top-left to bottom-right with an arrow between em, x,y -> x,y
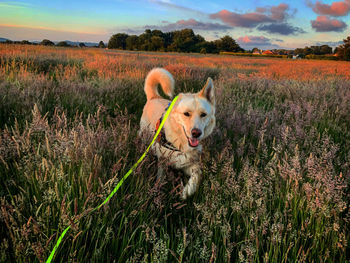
0,44 -> 349,262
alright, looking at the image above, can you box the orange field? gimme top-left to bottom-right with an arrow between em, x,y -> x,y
1,44 -> 350,82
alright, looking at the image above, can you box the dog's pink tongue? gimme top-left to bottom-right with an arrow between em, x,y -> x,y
189,138 -> 199,147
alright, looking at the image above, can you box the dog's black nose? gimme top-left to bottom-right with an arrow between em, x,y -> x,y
191,128 -> 202,138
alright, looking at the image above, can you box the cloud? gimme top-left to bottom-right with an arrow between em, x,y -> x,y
311,15 -> 347,32
168,19 -> 230,30
209,3 -> 304,35
119,28 -> 143,35
257,23 -> 306,35
269,3 -> 290,20
315,40 -> 344,46
210,9 -> 275,28
150,0 -> 205,15
307,0 -> 350,17
238,35 -> 271,44
237,35 -> 282,49
210,3 -> 294,28
140,18 -> 231,32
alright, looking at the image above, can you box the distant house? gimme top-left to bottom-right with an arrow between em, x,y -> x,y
262,50 -> 274,55
253,50 -> 262,55
293,54 -> 302,59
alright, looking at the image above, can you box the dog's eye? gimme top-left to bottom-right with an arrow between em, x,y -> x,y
200,112 -> 207,118
184,112 -> 190,117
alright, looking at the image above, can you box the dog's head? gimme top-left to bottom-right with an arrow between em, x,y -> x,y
173,78 -> 216,149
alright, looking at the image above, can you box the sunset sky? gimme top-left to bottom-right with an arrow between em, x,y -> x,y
1,0 -> 349,49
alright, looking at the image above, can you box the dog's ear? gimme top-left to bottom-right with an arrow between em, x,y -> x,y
199,77 -> 215,105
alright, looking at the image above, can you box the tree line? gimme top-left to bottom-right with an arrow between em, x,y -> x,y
3,39 -> 106,48
290,37 -> 350,60
334,36 -> 350,61
107,29 -> 244,54
293,45 -> 332,56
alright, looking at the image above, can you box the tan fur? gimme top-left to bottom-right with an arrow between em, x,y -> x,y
139,68 -> 216,199
144,68 -> 174,100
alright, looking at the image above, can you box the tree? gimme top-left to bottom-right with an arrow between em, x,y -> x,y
217,35 -> 243,52
319,45 -> 332,55
138,30 -> 152,51
98,41 -> 105,48
303,46 -> 313,55
336,36 -> 350,60
56,41 -> 70,47
106,29 -> 243,54
79,42 -> 86,48
344,36 -> 350,48
310,46 -> 321,55
126,35 -> 139,50
163,31 -> 174,49
151,29 -> 163,37
168,29 -> 202,52
150,36 -> 164,51
334,47 -> 339,54
294,48 -> 304,55
108,33 -> 129,49
344,47 -> 350,61
21,40 -> 31,45
40,39 -> 55,46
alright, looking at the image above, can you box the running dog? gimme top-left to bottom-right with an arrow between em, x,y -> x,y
139,68 -> 215,199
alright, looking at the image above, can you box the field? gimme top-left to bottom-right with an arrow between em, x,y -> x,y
0,44 -> 349,262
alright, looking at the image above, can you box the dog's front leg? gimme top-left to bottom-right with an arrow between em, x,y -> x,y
157,164 -> 165,181
182,164 -> 202,199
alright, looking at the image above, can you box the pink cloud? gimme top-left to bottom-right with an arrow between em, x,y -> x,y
210,3 -> 293,28
255,7 -> 267,13
270,3 -> 289,20
210,9 -> 275,28
210,4 -> 304,35
311,15 -> 347,31
309,0 -> 350,17
236,35 -> 282,49
237,35 -> 271,44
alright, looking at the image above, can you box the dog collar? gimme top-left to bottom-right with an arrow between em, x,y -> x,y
155,103 -> 180,152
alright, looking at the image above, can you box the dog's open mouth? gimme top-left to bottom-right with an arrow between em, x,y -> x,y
183,126 -> 199,147
188,137 -> 199,147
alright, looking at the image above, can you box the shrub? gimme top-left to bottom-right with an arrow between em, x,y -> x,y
98,41 -> 106,48
56,41 -> 71,47
40,39 -> 55,46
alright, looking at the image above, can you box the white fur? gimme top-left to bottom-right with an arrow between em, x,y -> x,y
139,68 -> 216,199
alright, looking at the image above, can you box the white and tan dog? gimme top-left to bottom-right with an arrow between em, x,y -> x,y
139,68 -> 215,199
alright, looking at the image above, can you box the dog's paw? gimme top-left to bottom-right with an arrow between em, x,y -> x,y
181,182 -> 197,200
156,166 -> 165,182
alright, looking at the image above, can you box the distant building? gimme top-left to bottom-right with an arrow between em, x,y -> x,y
262,50 -> 274,55
252,49 -> 262,55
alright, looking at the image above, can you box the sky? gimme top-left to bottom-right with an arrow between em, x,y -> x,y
0,0 -> 349,49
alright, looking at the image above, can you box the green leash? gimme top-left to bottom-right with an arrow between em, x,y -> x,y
46,95 -> 179,263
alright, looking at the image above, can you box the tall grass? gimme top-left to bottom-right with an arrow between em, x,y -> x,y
0,44 -> 349,262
